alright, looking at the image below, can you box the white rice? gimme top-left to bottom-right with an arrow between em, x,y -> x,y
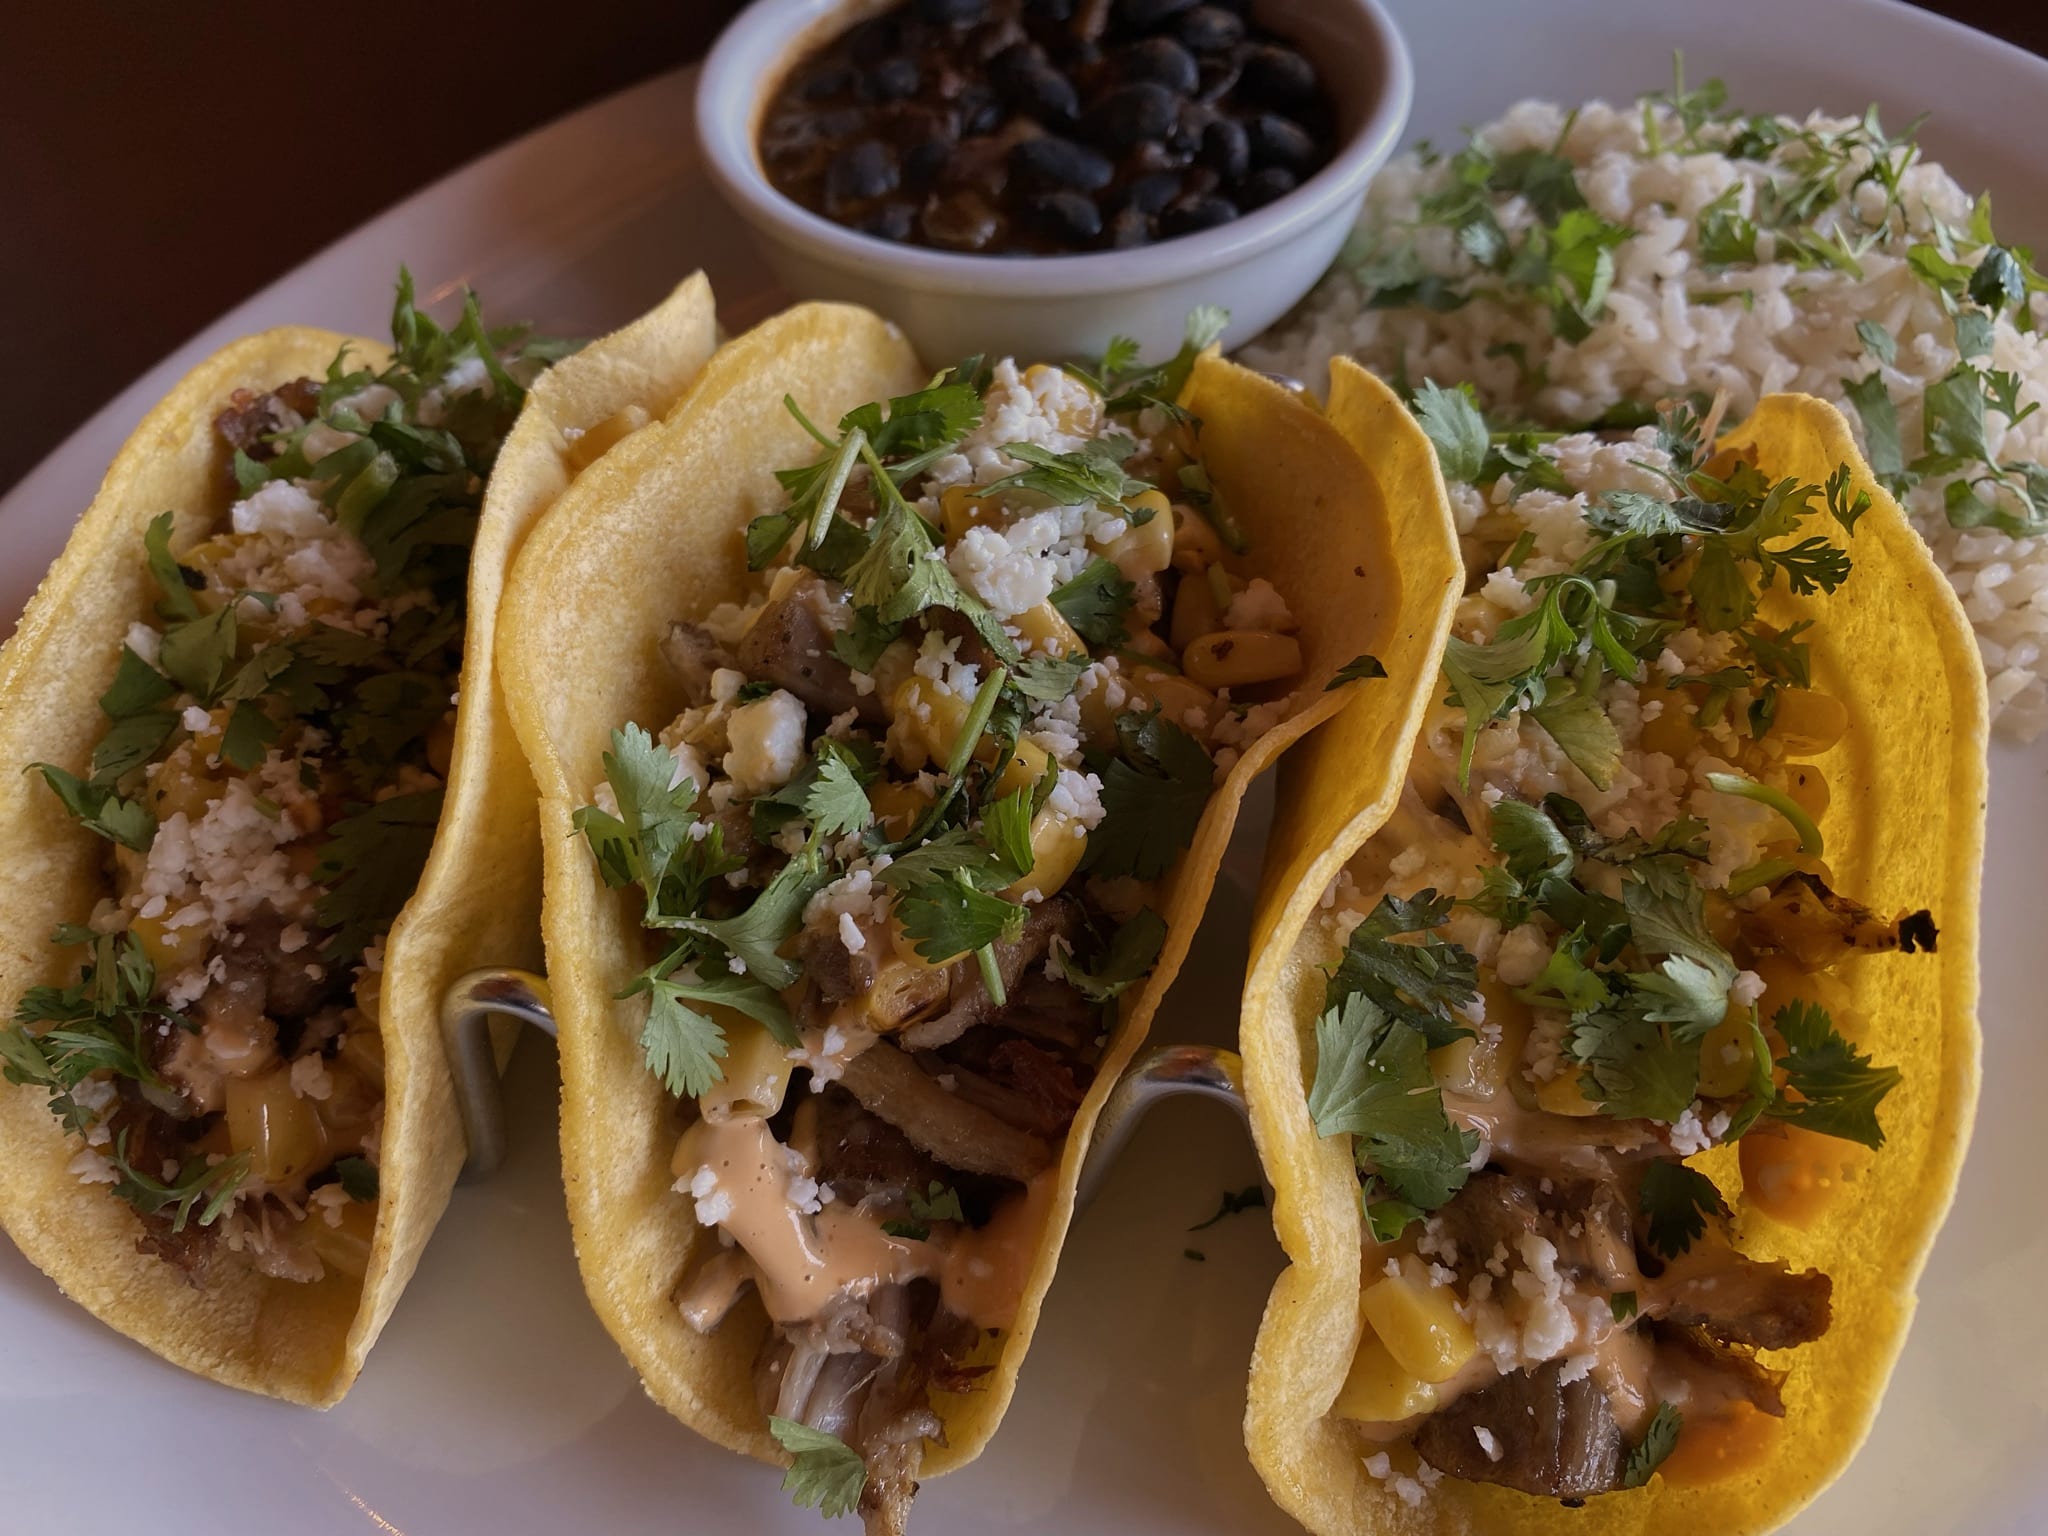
1247,93 -> 2048,737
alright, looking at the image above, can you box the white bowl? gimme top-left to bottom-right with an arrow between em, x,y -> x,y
696,0 -> 1412,364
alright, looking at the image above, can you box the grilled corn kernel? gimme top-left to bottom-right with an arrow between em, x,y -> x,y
1696,998 -> 1760,1098
127,913 -> 192,974
992,738 -> 1052,801
185,708 -> 227,762
1534,1069 -> 1602,1117
870,639 -> 919,707
1170,502 -> 1226,571
887,678 -> 969,772
225,1068 -> 329,1186
941,483 -> 1004,544
868,777 -> 931,838
150,750 -> 217,822
1332,1331 -> 1441,1424
699,1017 -> 793,1123
1359,1273 -> 1478,1384
307,1196 -> 378,1279
565,403 -> 651,473
1773,689 -> 1848,754
1170,566 -> 1225,650
1014,601 -> 1089,659
1095,488 -> 1174,579
1783,762 -> 1830,820
1182,630 -> 1303,690
1121,664 -> 1217,731
1639,700 -> 1701,761
1000,805 -> 1089,903
1740,1121 -> 1871,1226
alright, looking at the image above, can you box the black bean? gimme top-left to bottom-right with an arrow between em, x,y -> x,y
1110,205 -> 1154,248
1159,194 -> 1238,237
862,202 -> 920,241
1122,170 -> 1183,215
842,15 -> 903,67
913,0 -> 989,22
902,137 -> 953,190
1247,113 -> 1318,172
825,140 -> 900,212
1198,117 -> 1249,181
863,56 -> 922,104
1009,134 -> 1115,193
957,84 -> 1004,136
1177,6 -> 1245,52
1240,166 -> 1298,209
798,61 -> 857,101
1023,191 -> 1104,243
1082,82 -> 1181,150
994,50 -> 1080,126
1113,0 -> 1198,31
1238,45 -> 1318,107
1024,0 -> 1076,19
1118,37 -> 1199,94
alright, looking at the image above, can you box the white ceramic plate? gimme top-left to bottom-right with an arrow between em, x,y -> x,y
3,3 -> 2043,1532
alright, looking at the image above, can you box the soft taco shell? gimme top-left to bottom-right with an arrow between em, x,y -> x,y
1240,393 -> 1986,1535
0,274 -> 716,1405
496,305 -> 1459,1477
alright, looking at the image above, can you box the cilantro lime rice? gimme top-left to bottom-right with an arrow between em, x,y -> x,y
1245,72 -> 2048,737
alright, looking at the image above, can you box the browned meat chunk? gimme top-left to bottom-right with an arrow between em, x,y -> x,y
812,1085 -> 944,1203
736,575 -> 885,723
995,969 -> 1100,1053
212,378 -> 319,460
1431,1171 -> 1640,1292
1646,1241 -> 1832,1349
660,622 -> 736,706
900,896 -> 1081,1051
1650,1323 -> 1788,1418
1413,1359 -> 1625,1500
837,1038 -> 1053,1181
801,923 -> 876,1004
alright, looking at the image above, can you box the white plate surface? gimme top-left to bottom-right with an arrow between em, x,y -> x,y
2,3 -> 2043,1532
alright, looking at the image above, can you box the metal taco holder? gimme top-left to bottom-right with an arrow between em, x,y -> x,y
441,967 -> 1248,1202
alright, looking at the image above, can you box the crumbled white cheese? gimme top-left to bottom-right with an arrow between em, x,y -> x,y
1222,577 -> 1297,632
1473,1427 -> 1502,1462
837,911 -> 867,955
723,689 -> 806,794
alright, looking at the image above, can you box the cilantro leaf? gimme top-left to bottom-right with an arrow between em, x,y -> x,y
1325,890 -> 1478,1048
1623,1403 -> 1683,1489
895,867 -> 1026,966
1842,371 -> 1909,491
1529,690 -> 1623,789
313,788 -> 445,961
636,975 -> 729,1099
1325,653 -> 1388,690
1054,907 -> 1168,1004
1413,380 -> 1490,482
1010,651 -> 1090,702
1569,1009 -> 1699,1123
1307,993 -> 1477,1209
1855,319 -> 1898,367
31,763 -> 155,851
157,604 -> 238,703
978,436 -> 1151,509
143,512 -> 202,622
109,1134 -> 249,1234
674,846 -> 827,991
1638,1160 -> 1727,1259
1086,711 -> 1214,881
335,1156 -> 379,1201
769,1418 -> 867,1520
1364,1189 -> 1426,1243
1048,557 -> 1134,647
644,961 -> 798,1049
1766,999 -> 1900,1148
803,741 -> 876,841
1189,1183 -> 1267,1231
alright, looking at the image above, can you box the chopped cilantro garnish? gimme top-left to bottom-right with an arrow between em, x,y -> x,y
1325,653 -> 1388,690
3,930 -> 173,1136
1048,557 -> 1135,647
109,1133 -> 249,1234
1623,1403 -> 1683,1488
1189,1183 -> 1267,1232
1639,1160 -> 1727,1260
335,1156 -> 379,1202
1053,907 -> 1168,1004
1085,711 -> 1214,882
1765,999 -> 1901,1149
768,1418 -> 867,1519
1308,992 -> 1478,1210
1325,890 -> 1478,1049
314,789 -> 445,963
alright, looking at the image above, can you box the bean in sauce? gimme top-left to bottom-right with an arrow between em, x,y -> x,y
758,0 -> 1340,256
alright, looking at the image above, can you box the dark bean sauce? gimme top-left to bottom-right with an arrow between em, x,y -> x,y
759,0 -> 1339,256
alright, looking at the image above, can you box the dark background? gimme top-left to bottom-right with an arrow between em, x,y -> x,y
2,1 -> 2041,499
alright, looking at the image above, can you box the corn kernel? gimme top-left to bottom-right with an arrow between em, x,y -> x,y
1013,602 -> 1088,659
868,778 -> 930,838
887,677 -> 969,772
941,483 -> 1005,544
1359,1273 -> 1478,1384
1095,489 -> 1174,580
699,1016 -> 794,1123
1182,630 -> 1303,690
1332,1331 -> 1441,1424
1773,689 -> 1848,754
307,1196 -> 378,1279
1171,503 -> 1226,572
127,914 -> 192,974
1000,805 -> 1088,902
1696,998 -> 1759,1098
992,738 -> 1052,801
1171,567 -> 1224,650
1121,664 -> 1217,732
1783,763 -> 1830,820
1639,699 -> 1701,761
1534,1070 -> 1601,1117
225,1069 -> 329,1185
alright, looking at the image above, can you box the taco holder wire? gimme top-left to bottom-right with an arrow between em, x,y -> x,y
442,967 -> 1248,1201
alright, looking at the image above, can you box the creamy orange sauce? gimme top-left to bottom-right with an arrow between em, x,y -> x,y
1655,1402 -> 1782,1486
672,1116 -> 1052,1333
1740,1121 -> 1872,1226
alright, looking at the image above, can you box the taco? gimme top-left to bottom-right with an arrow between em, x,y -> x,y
497,306 -> 1460,1531
1242,393 -> 1984,1533
0,272 -> 716,1404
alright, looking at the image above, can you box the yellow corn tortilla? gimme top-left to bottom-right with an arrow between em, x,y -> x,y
1241,394 -> 1986,1535
496,308 -> 1461,1479
0,274 -> 717,1405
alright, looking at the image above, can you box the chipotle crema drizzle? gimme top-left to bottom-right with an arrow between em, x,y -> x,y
760,0 -> 1339,256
